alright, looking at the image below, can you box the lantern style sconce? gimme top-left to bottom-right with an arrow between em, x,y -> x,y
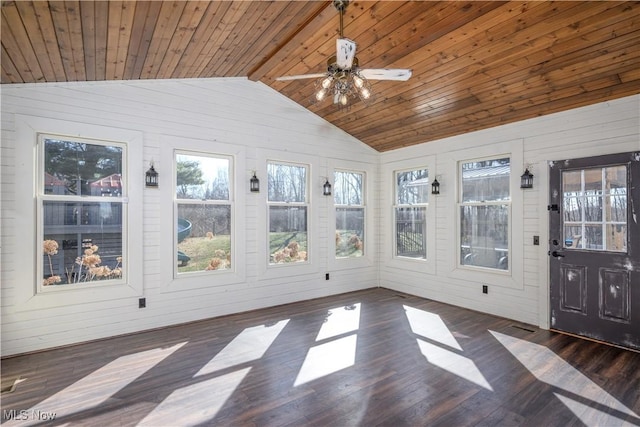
145,162 -> 158,188
250,172 -> 260,193
323,178 -> 332,196
520,167 -> 534,189
431,177 -> 440,195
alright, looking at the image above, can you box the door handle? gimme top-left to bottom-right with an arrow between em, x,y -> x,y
551,250 -> 565,258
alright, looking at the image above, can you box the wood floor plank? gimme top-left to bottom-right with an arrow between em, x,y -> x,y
1,288 -> 639,426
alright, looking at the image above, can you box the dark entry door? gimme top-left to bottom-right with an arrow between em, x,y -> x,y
549,151 -> 640,351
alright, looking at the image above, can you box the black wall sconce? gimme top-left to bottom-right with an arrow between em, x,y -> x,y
323,178 -> 332,196
431,177 -> 440,195
250,172 -> 260,193
520,167 -> 534,189
145,162 -> 158,188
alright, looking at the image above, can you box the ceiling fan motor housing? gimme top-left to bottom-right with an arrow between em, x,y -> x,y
327,56 -> 359,73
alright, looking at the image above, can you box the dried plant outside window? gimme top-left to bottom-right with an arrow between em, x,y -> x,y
42,240 -> 61,286
271,241 -> 308,264
335,232 -> 364,258
205,250 -> 232,271
42,239 -> 122,285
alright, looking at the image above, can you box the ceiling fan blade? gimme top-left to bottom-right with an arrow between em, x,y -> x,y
360,69 -> 412,81
336,38 -> 356,69
275,73 -> 326,81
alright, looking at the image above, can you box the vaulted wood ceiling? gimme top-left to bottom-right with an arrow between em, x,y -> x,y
2,1 -> 640,151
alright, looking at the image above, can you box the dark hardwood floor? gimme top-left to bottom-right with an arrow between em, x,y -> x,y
2,288 -> 639,426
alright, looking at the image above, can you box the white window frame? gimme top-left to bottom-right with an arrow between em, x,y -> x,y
37,133 -> 128,292
382,156 -> 436,274
457,155 -> 512,275
255,149 -> 319,280
393,167 -> 429,261
444,139 -> 524,289
159,136 -> 245,291
266,160 -> 311,267
173,149 -> 234,278
328,159 -> 375,271
14,115 -> 143,311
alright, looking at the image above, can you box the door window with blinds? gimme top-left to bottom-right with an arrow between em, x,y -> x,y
562,165 -> 627,252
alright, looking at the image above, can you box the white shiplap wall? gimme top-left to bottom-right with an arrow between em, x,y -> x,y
1,78 -> 638,357
378,94 -> 640,328
0,78 -> 378,357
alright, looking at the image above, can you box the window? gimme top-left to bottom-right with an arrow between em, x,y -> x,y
394,168 -> 429,259
334,170 -> 365,258
459,157 -> 510,271
267,161 -> 309,264
562,165 -> 627,252
39,135 -> 126,288
175,151 -> 232,274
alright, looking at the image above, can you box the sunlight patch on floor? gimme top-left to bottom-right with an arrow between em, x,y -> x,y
404,305 -> 462,350
403,306 -> 492,390
195,320 -> 289,376
138,367 -> 251,427
490,330 -> 639,422
294,334 -> 357,386
1,342 -> 187,427
416,339 -> 494,390
316,303 -> 361,341
135,319 -> 289,424
554,393 -> 637,427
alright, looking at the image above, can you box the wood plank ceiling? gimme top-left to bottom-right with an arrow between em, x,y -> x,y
2,1 -> 640,152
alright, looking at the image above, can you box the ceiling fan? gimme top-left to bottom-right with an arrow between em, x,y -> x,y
276,0 -> 412,108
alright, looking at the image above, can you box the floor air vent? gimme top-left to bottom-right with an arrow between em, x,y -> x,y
511,324 -> 536,333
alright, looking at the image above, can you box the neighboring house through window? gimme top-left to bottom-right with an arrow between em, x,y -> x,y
39,135 -> 126,289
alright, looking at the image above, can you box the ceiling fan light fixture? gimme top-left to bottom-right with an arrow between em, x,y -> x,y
282,0 -> 410,111
315,88 -> 328,101
312,68 -> 374,109
353,74 -> 364,88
